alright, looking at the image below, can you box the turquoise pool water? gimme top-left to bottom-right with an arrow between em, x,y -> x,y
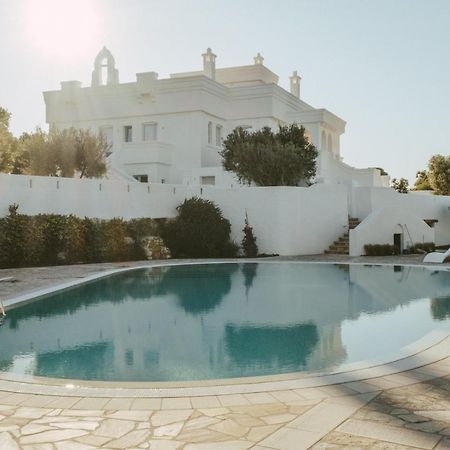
1,263 -> 450,382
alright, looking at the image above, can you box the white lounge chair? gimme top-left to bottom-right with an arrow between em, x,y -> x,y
423,247 -> 450,263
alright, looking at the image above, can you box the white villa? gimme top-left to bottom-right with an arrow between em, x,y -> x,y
43,47 -> 389,188
0,47 -> 449,256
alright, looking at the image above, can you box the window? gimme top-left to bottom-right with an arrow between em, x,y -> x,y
327,133 -> 333,152
133,174 -> 148,183
124,125 -> 133,142
321,130 -> 326,149
215,125 -> 222,147
201,176 -> 216,185
143,122 -> 157,141
99,126 -> 113,146
239,125 -> 253,132
207,121 -> 213,144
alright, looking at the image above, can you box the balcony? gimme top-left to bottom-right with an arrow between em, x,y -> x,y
116,141 -> 173,166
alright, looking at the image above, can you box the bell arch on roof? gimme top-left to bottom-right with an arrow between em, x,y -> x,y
91,46 -> 119,87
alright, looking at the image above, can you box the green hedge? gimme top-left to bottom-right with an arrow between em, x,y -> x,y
364,244 -> 400,256
0,205 -> 157,268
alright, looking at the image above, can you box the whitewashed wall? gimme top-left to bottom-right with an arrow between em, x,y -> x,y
350,187 -> 450,246
349,206 -> 435,256
0,174 -> 349,256
319,151 -> 389,187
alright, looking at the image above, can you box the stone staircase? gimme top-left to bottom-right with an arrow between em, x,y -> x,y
325,218 -> 361,255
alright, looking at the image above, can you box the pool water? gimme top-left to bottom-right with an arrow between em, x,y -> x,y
1,263 -> 450,382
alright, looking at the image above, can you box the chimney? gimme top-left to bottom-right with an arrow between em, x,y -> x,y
202,48 -> 217,80
254,53 -> 264,65
289,70 -> 301,98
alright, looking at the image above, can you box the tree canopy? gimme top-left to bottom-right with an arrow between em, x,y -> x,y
0,109 -> 109,179
413,154 -> 450,195
391,177 -> 409,193
428,154 -> 450,195
0,107 -> 17,173
414,170 -> 432,191
220,124 -> 318,186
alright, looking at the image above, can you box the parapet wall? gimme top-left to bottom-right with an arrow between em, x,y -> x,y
2,173 -> 448,256
0,174 -> 349,256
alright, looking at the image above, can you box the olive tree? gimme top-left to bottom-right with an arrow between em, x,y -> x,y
220,124 -> 318,186
12,128 -> 109,178
428,154 -> 450,195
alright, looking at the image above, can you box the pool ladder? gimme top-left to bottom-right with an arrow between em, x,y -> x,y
0,299 -> 6,318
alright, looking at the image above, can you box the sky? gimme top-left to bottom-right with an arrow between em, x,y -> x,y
0,0 -> 449,183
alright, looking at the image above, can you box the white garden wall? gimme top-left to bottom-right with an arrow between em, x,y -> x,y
319,151 -> 389,187
350,187 -> 450,246
0,173 -> 349,256
349,205 -> 435,256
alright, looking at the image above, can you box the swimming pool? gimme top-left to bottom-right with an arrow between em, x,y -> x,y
1,262 -> 449,382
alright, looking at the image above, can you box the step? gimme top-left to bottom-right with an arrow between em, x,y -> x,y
328,246 -> 349,253
332,245 -> 349,250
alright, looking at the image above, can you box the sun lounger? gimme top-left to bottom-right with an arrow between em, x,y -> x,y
423,247 -> 450,263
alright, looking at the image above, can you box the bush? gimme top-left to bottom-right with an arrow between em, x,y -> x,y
160,197 -> 238,258
0,204 -> 33,267
364,244 -> 400,256
0,205 -> 160,268
241,214 -> 258,257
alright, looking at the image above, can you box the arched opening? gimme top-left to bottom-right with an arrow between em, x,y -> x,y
207,121 -> 213,144
215,125 -> 223,147
100,58 -> 108,86
321,130 -> 326,150
92,46 -> 119,87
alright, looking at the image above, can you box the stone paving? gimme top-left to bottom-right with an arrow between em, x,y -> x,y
0,375 -> 449,449
1,256 -> 450,449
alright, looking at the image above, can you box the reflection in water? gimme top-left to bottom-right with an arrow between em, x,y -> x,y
241,263 -> 258,296
225,323 -> 318,368
0,263 -> 449,381
36,342 -> 114,380
431,297 -> 450,320
166,264 -> 238,314
6,264 -> 238,327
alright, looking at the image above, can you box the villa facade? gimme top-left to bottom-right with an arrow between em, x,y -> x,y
1,47 -> 448,257
43,47 -> 389,188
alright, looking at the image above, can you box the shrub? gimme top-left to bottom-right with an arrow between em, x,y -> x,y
241,213 -> 258,257
0,204 -> 33,267
0,205 -> 161,268
101,218 -> 132,262
160,197 -> 238,258
364,244 -> 400,256
83,217 -> 104,263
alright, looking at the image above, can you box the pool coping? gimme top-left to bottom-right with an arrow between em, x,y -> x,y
1,260 -> 450,399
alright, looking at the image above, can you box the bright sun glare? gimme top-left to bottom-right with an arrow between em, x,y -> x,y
23,0 -> 102,61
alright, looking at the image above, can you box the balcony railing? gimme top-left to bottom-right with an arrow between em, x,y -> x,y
117,141 -> 173,165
